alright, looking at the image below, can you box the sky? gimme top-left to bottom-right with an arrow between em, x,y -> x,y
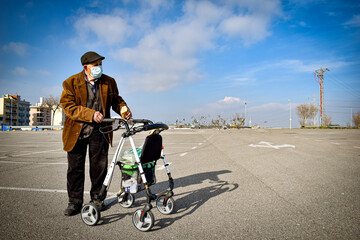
1,0 -> 359,127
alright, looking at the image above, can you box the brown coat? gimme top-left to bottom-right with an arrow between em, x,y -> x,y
60,71 -> 129,152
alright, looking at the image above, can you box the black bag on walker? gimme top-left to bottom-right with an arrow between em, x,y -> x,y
142,161 -> 156,185
140,134 -> 162,186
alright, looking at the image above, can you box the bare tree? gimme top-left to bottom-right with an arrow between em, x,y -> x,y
296,103 -> 310,127
309,104 -> 319,126
191,116 -> 199,128
353,112 -> 360,128
296,103 -> 318,127
43,95 -> 60,125
199,115 -> 207,127
231,113 -> 245,128
218,114 -> 227,128
211,114 -> 227,128
322,114 -> 332,127
211,118 -> 220,128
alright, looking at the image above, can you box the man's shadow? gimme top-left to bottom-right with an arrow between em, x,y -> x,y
99,170 -> 238,228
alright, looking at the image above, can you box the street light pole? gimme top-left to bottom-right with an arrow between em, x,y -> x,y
288,99 -> 292,129
244,102 -> 247,126
10,97 -> 12,128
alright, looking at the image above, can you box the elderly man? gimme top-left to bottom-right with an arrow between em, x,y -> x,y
60,51 -> 132,216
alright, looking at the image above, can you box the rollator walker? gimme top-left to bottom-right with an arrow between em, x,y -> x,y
80,117 -> 175,232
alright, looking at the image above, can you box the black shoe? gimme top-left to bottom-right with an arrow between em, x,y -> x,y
64,203 -> 82,216
91,200 -> 106,211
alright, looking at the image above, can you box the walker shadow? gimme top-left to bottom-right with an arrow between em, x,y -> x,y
151,169 -> 238,231
97,170 -> 238,228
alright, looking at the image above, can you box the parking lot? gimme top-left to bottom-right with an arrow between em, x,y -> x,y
0,128 -> 359,239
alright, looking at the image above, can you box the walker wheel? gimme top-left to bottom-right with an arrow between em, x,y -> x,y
117,192 -> 135,208
81,203 -> 100,226
132,209 -> 154,232
156,196 -> 175,215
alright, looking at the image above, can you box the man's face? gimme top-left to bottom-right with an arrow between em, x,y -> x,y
84,59 -> 102,74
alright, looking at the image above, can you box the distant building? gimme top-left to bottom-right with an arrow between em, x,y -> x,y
0,94 -> 31,126
29,97 -> 52,126
29,97 -> 65,126
52,105 -> 65,126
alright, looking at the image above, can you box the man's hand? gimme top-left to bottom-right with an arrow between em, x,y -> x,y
93,111 -> 104,123
125,109 -> 132,120
121,106 -> 132,120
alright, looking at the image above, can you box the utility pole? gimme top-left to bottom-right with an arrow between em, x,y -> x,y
314,68 -> 329,126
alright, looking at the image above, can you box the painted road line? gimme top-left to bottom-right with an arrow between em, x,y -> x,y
0,160 -> 67,165
179,152 -> 188,157
167,142 -> 204,145
0,149 -> 62,159
156,162 -> 172,170
0,186 -> 117,196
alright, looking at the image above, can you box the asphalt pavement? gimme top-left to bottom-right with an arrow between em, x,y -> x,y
0,128 -> 359,239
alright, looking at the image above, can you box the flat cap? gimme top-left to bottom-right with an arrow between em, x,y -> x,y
81,51 -> 105,65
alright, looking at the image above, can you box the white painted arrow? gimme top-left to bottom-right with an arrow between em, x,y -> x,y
249,141 -> 295,149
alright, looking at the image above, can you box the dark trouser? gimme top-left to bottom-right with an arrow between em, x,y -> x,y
67,128 -> 109,205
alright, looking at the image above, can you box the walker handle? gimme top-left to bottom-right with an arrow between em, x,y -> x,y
143,123 -> 169,131
100,118 -> 129,133
102,118 -> 116,123
100,118 -> 168,134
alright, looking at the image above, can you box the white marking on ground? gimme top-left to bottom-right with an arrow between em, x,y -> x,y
206,135 -> 214,141
0,149 -> 62,159
177,134 -> 213,157
249,141 -> 295,149
167,142 -> 204,145
156,162 -> 172,170
0,160 -> 67,165
0,186 -> 118,196
331,142 -> 341,145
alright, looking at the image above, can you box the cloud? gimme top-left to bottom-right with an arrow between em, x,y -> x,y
114,2 -> 220,91
299,21 -> 307,27
12,67 -> 29,75
37,70 -> 52,76
219,15 -> 270,45
71,14 -> 128,46
11,67 -> 53,77
219,0 -> 282,45
2,42 -> 29,56
217,96 -> 244,105
41,86 -> 63,97
344,15 -> 360,28
193,96 -> 246,116
249,102 -> 289,112
240,59 -> 353,80
274,59 -> 353,72
70,0 -> 282,92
